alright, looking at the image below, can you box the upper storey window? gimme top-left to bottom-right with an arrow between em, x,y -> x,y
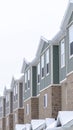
25,72 -> 27,91
37,62 -> 40,84
69,24 -> 73,57
41,55 -> 44,78
61,39 -> 65,68
28,69 -> 30,88
46,49 -> 49,74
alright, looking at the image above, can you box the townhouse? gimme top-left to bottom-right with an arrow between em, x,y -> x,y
21,59 -> 39,123
4,88 -> 13,130
0,0 -> 73,129
11,74 -> 24,128
59,0 -> 73,111
0,96 -> 5,130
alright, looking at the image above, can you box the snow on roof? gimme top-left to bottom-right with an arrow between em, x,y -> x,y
45,118 -> 55,127
14,73 -> 24,81
46,121 -> 57,130
31,119 -> 46,130
46,127 -> 63,130
25,124 -> 31,130
70,0 -> 73,3
57,111 -> 73,126
15,124 -> 26,130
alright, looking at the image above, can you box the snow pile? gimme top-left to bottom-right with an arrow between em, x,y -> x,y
57,111 -> 73,126
31,119 -> 46,130
15,124 -> 25,130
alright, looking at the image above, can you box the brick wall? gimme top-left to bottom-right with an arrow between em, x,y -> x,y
61,73 -> 73,111
52,86 -> 61,118
39,85 -> 61,119
6,114 -> 13,130
13,108 -> 24,129
24,97 -> 39,124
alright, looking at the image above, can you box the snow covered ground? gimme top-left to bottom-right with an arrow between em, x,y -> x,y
15,111 -> 73,130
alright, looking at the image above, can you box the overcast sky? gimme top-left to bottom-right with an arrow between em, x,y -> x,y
0,0 -> 69,95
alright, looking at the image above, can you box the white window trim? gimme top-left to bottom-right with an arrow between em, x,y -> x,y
44,94 -> 48,108
46,49 -> 50,75
41,55 -> 44,79
26,104 -> 29,115
61,39 -> 65,68
37,62 -> 40,85
69,24 -> 73,58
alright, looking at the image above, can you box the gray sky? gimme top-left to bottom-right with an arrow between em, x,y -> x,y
0,0 -> 69,95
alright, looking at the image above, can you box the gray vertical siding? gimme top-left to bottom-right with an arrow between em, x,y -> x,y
53,45 -> 59,84
40,46 -> 51,91
32,66 -> 37,96
67,28 -> 73,74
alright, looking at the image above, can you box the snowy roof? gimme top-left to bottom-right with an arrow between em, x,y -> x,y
15,124 -> 26,130
57,111 -> 73,126
31,119 -> 46,130
45,118 -> 55,127
60,0 -> 73,30
14,73 -> 24,81
46,121 -> 57,130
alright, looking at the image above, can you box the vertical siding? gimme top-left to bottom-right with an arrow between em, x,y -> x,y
40,46 -> 51,91
53,45 -> 59,84
19,83 -> 23,107
32,66 -> 37,96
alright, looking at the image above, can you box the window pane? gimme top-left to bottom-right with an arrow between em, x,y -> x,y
44,94 -> 47,108
69,24 -> 73,56
37,63 -> 40,83
46,49 -> 49,64
25,72 -> 27,83
28,70 -> 30,80
61,39 -> 65,67
70,42 -> 73,55
41,55 -> 44,78
41,55 -> 44,68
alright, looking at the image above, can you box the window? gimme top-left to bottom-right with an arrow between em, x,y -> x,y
28,69 -> 30,88
61,39 -> 65,68
41,55 -> 44,78
69,24 -> 73,57
46,49 -> 49,74
44,94 -> 47,108
16,84 -> 18,94
14,87 -> 16,101
15,113 -> 17,122
37,63 -> 40,83
6,117 -> 9,126
25,72 -> 27,90
26,104 -> 29,115
6,94 -> 9,103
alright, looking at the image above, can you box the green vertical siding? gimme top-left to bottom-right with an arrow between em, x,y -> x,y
53,45 -> 59,84
32,66 -> 37,96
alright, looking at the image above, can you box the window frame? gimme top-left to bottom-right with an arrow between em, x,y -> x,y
69,24 -> 73,58
41,54 -> 44,79
37,62 -> 40,84
44,94 -> 48,108
46,49 -> 49,75
61,39 -> 65,68
26,104 -> 29,115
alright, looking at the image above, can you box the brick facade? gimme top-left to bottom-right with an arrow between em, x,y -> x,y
0,118 -> 6,130
39,85 -> 61,119
24,97 -> 39,124
61,73 -> 73,111
13,109 -> 24,129
6,114 -> 13,130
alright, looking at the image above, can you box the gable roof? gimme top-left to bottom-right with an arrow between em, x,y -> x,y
61,0 -> 73,30
21,58 -> 30,73
36,36 -> 50,58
